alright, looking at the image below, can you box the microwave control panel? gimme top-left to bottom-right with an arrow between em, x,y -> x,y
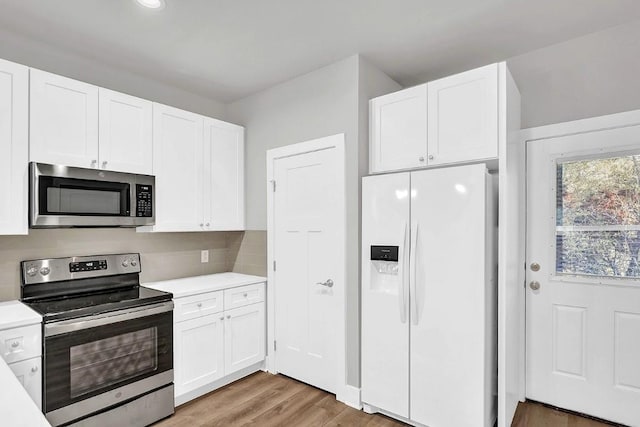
136,185 -> 153,217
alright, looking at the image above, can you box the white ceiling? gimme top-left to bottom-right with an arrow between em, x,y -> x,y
0,0 -> 639,102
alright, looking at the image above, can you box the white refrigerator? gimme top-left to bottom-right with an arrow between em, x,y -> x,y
361,163 -> 497,427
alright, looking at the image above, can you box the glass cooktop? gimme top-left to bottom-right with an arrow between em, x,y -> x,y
24,286 -> 172,322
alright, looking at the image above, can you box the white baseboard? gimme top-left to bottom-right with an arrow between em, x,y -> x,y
337,385 -> 362,410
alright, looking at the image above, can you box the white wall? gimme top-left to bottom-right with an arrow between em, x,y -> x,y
509,19 -> 640,128
227,55 -> 400,387
0,29 -> 227,119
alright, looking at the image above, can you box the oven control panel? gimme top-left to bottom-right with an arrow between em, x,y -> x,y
21,253 -> 142,285
136,184 -> 153,217
69,260 -> 107,273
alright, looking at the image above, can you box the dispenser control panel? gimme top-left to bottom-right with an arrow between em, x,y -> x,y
370,246 -> 399,262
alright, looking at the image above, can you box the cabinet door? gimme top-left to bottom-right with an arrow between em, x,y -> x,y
0,59 -> 28,235
174,314 -> 224,397
427,63 -> 498,165
370,84 -> 427,173
9,357 -> 42,410
203,118 -> 245,230
98,88 -> 153,174
152,103 -> 204,231
30,69 -> 99,169
224,303 -> 265,375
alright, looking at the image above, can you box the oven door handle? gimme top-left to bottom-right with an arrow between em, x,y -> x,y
45,301 -> 174,337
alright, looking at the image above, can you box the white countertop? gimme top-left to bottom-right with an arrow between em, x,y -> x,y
0,301 -> 49,427
0,300 -> 41,330
143,272 -> 266,298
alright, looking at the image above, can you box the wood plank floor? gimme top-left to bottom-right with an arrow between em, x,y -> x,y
155,371 -> 617,426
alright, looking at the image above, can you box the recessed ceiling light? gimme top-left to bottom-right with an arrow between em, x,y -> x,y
135,0 -> 165,10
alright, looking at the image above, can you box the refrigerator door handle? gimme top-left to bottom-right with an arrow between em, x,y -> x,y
399,222 -> 408,323
410,221 -> 419,325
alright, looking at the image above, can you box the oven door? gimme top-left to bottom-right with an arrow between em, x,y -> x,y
30,162 -> 155,228
43,302 -> 173,426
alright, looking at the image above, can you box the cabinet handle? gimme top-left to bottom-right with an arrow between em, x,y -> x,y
428,155 -> 434,160
197,303 -> 202,308
227,315 -> 231,319
206,223 -> 210,227
31,366 -> 38,373
243,293 -> 248,298
11,341 -> 19,348
200,223 -> 204,227
220,317 -> 224,321
91,160 -> 97,168
419,156 -> 425,162
102,161 -> 108,168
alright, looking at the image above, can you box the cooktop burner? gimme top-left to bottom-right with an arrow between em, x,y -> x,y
20,253 -> 172,323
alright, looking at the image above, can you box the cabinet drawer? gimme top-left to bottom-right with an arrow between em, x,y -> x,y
0,324 -> 41,364
174,291 -> 224,323
224,283 -> 265,310
9,356 -> 42,410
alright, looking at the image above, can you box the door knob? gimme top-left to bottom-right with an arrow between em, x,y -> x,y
529,281 -> 541,291
316,279 -> 334,288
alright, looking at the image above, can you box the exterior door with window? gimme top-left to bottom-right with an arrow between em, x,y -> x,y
526,126 -> 640,426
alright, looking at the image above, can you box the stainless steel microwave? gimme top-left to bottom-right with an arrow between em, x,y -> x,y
30,162 -> 155,228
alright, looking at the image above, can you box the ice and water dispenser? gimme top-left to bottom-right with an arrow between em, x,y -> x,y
370,245 -> 400,293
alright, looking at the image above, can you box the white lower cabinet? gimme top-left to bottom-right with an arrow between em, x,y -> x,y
171,282 -> 266,405
8,357 -> 42,409
224,303 -> 265,374
174,314 -> 225,396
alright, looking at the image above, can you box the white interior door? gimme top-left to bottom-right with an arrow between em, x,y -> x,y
271,135 -> 344,394
526,126 -> 640,426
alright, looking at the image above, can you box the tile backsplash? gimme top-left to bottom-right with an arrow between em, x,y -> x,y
227,230 -> 268,277
0,229 -> 265,301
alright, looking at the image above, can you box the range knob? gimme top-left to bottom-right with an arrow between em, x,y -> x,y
122,259 -> 130,268
26,266 -> 38,277
40,267 -> 50,276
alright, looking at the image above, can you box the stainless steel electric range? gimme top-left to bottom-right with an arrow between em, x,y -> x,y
20,253 -> 174,427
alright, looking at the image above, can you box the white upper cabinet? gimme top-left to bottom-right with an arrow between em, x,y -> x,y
0,59 -> 28,235
204,118 -> 245,231
370,63 -> 504,173
98,88 -> 153,174
151,103 -> 204,232
30,69 -> 99,169
427,63 -> 498,165
370,84 -> 427,173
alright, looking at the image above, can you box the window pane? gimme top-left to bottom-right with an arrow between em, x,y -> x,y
556,155 -> 640,278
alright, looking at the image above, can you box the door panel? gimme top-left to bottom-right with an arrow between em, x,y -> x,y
361,172 -> 410,417
30,69 -> 99,169
410,165 -> 492,427
370,84 -> 428,173
204,118 -> 244,230
98,88 -> 152,175
0,59 -> 28,235
427,63 -> 498,165
224,303 -> 265,374
274,146 -> 340,394
526,126 -> 640,426
174,314 -> 224,396
152,103 -> 204,231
